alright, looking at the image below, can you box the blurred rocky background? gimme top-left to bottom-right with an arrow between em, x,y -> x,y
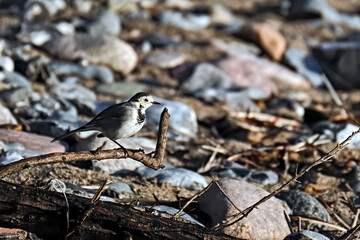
1,0 -> 360,239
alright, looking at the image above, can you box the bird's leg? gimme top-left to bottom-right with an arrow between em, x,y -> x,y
109,138 -> 129,157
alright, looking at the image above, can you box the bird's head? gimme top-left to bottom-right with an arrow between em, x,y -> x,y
129,92 -> 161,109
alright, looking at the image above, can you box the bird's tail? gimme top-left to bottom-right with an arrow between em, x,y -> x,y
51,126 -> 86,143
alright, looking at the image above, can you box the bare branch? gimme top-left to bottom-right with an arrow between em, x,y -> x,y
0,108 -> 170,179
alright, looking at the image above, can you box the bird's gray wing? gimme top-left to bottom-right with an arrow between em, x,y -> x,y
84,102 -> 132,128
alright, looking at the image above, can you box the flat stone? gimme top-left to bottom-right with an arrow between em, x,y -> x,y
0,103 -> 17,125
145,52 -> 186,69
0,128 -> 66,153
95,82 -> 148,98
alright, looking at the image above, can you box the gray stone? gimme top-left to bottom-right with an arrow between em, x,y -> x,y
276,190 -> 332,230
284,48 -> 324,88
46,60 -> 114,83
27,118 -> 85,138
51,83 -> 96,102
95,82 -> 148,98
136,165 -> 207,190
284,230 -> 330,240
0,87 -> 32,106
147,99 -> 198,141
181,63 -> 233,93
106,182 -> 134,198
159,10 -> 211,32
145,52 -> 186,69
88,9 -> 121,37
0,56 -> 14,72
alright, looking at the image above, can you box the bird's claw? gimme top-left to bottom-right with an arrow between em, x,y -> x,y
135,148 -> 145,154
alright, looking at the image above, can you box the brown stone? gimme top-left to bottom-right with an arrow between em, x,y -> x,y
0,129 -> 66,153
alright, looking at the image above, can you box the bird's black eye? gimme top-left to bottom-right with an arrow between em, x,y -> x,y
145,98 -> 148,102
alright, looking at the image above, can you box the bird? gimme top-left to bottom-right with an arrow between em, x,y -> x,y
51,92 -> 161,155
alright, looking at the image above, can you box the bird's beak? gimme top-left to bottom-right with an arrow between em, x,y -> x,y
152,101 -> 161,105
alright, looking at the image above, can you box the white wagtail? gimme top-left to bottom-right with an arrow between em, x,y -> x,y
51,92 -> 161,155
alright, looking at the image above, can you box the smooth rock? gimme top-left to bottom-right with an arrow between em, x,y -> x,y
51,82 -> 96,102
44,33 -> 138,75
198,179 -> 290,239
214,39 -> 311,96
0,71 -> 31,89
95,82 -> 148,98
147,99 -> 198,141
145,33 -> 181,48
24,0 -> 66,20
211,162 -> 278,185
145,52 -> 186,69
136,165 -> 207,190
284,48 -> 324,88
336,123 -> 360,149
88,9 -> 121,37
181,63 -> 233,93
159,10 -> 211,32
0,128 -> 66,153
46,60 -> 114,83
276,190 -> 332,230
284,230 -> 330,240
240,22 -> 287,61
106,182 -> 134,198
0,103 -> 17,125
0,87 -> 32,106
211,4 -> 238,25
0,56 -> 14,72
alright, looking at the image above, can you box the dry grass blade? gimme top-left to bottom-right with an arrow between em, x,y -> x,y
290,216 -> 347,232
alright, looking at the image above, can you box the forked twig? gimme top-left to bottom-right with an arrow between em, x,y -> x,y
0,108 -> 170,179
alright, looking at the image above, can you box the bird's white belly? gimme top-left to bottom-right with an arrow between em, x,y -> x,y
113,121 -> 144,139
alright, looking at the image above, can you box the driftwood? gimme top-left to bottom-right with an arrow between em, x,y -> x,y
0,180 -> 237,240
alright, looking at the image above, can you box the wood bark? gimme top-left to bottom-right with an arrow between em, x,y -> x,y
0,181 -> 237,240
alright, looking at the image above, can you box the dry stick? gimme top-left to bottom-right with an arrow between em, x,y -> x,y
283,211 -> 293,233
290,216 -> 348,232
213,127 -> 360,231
352,209 -> 360,228
322,201 -> 351,230
173,181 -> 214,219
0,108 -> 170,179
213,181 -> 243,214
341,222 -> 360,240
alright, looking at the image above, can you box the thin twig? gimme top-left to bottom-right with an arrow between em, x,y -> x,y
322,201 -> 351,230
213,127 -> 360,231
290,216 -> 347,232
173,181 -> 215,219
0,108 -> 170,178
341,222 -> 360,240
352,209 -> 360,228
284,211 -> 293,233
214,181 -> 243,215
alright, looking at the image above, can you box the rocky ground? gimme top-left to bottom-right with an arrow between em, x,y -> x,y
1,0 -> 360,239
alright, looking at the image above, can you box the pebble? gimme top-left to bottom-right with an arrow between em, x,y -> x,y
145,52 -> 186,69
106,182 -> 134,198
198,179 -> 290,239
0,71 -> 31,89
284,230 -> 330,240
276,190 -> 332,230
181,63 -> 233,93
211,162 -> 278,185
0,87 -> 32,106
0,56 -> 14,72
0,103 -> 17,125
210,4 -> 238,25
88,9 -> 121,37
95,82 -> 148,98
51,82 -> 96,102
146,99 -> 198,141
284,48 -> 324,88
136,164 -> 207,190
145,33 -> 182,48
239,22 -> 287,61
46,60 -> 114,83
159,10 -> 211,32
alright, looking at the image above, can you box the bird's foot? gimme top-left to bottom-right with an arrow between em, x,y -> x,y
122,147 -> 130,158
134,148 -> 145,154
91,142 -> 106,155
148,150 -> 156,158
